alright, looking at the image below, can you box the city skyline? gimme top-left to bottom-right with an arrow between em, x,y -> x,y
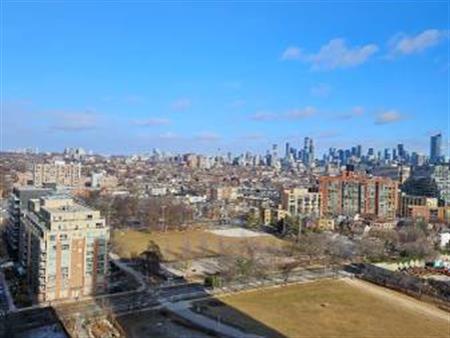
2,2 -> 449,154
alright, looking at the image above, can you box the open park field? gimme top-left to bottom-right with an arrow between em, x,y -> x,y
111,228 -> 286,262
193,278 -> 450,338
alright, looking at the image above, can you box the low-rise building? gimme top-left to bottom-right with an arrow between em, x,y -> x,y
399,194 -> 438,218
408,205 -> 450,223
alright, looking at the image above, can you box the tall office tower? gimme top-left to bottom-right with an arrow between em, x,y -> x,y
285,142 -> 290,159
356,145 -> 362,158
22,194 -> 109,302
302,137 -> 315,166
383,148 -> 391,161
397,144 -> 405,160
33,161 -> 82,187
319,169 -> 398,219
5,186 -> 53,263
338,149 -> 345,164
309,138 -> 315,162
392,149 -> 398,161
303,137 -> 309,162
272,144 -> 278,160
430,133 -> 442,164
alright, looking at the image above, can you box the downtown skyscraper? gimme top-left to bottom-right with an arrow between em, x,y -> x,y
430,133 -> 442,164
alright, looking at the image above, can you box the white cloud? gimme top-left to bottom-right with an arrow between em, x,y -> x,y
352,106 -> 365,116
282,39 -> 378,70
375,110 -> 405,125
159,132 -> 179,139
389,29 -> 448,55
171,98 -> 191,111
250,111 -> 278,121
101,95 -> 145,104
194,132 -> 221,141
310,83 -> 331,97
337,106 -> 365,120
281,46 -> 302,60
250,107 -> 317,121
132,118 -> 171,126
286,106 -> 316,119
50,112 -> 98,132
240,133 -> 265,141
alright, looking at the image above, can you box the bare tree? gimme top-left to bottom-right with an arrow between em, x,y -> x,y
140,240 -> 163,275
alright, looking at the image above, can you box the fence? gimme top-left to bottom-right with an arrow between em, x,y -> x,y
357,263 -> 450,308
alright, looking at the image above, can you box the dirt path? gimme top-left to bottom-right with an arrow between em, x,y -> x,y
344,278 -> 450,323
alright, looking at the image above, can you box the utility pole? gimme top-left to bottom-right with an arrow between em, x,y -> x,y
160,205 -> 167,232
297,215 -> 303,242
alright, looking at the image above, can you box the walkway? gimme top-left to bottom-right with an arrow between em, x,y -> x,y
162,300 -> 263,338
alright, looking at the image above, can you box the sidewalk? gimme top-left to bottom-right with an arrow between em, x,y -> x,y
162,300 -> 262,338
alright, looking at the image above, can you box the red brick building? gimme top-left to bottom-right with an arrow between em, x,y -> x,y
319,170 -> 398,220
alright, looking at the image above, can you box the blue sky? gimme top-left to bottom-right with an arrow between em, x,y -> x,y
2,1 -> 449,155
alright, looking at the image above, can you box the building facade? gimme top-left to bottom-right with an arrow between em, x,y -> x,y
399,194 -> 438,218
432,164 -> 450,205
5,186 -> 53,263
33,161 -> 82,187
319,170 -> 398,219
430,133 -> 442,164
281,188 -> 321,218
22,194 -> 109,302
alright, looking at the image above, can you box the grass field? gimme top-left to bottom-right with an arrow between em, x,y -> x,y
193,278 -> 450,338
112,228 -> 286,262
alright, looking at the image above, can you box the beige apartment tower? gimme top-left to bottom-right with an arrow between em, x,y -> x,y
281,188 -> 321,218
22,194 -> 109,302
33,161 -> 82,187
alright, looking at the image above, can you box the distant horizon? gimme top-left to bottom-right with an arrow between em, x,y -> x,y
3,133 -> 447,159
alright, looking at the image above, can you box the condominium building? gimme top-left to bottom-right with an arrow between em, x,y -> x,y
33,161 -> 82,187
319,170 -> 399,219
5,186 -> 53,263
281,188 -> 321,218
211,186 -> 239,202
22,194 -> 109,302
399,194 -> 438,218
408,205 -> 450,223
432,164 -> 450,205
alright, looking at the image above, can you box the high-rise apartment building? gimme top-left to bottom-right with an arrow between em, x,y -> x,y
430,133 -> 442,164
33,161 -> 82,187
22,194 -> 109,302
319,170 -> 398,219
5,186 -> 53,263
281,188 -> 321,218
